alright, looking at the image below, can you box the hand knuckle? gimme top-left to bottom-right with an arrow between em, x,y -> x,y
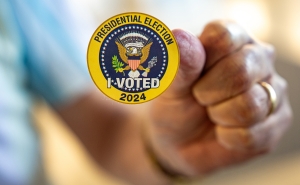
278,75 -> 288,91
219,47 -> 255,99
243,45 -> 258,62
202,21 -> 233,53
227,56 -> 252,95
237,93 -> 261,125
262,43 -> 276,58
236,129 -> 255,150
217,127 -> 255,151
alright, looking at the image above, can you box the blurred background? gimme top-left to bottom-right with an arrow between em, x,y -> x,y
34,0 -> 300,184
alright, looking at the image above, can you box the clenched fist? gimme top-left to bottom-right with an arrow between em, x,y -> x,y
147,20 -> 292,177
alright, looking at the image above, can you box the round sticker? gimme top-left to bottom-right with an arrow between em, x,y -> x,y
87,12 -> 179,104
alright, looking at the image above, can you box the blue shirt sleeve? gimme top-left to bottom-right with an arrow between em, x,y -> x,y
10,0 -> 92,105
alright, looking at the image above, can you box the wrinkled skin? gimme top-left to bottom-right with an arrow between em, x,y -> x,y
148,20 -> 292,177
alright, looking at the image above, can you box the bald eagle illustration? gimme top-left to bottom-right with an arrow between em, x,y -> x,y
115,32 -> 153,78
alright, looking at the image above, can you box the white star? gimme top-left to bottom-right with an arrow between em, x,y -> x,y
114,82 -> 117,85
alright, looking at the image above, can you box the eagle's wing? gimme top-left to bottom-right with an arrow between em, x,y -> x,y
115,42 -> 128,63
140,42 -> 153,64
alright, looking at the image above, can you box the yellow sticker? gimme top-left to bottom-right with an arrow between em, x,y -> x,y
87,12 -> 179,104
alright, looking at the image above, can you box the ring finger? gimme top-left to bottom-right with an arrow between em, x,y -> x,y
207,75 -> 286,127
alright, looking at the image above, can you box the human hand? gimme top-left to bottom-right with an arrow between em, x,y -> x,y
147,20 -> 292,177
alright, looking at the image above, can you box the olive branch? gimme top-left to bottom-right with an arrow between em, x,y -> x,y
112,55 -> 125,76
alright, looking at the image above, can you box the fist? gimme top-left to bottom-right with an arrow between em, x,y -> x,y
147,20 -> 292,177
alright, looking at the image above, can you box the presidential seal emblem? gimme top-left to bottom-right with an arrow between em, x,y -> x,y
87,12 -> 179,104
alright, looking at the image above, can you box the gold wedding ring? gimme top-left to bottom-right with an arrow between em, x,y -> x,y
259,81 -> 277,116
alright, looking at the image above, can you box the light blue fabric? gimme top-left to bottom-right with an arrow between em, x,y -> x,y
0,0 -> 91,184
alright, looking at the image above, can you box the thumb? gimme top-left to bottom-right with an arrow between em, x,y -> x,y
161,29 -> 206,99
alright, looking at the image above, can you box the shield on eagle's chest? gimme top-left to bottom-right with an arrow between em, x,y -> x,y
128,58 -> 140,71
